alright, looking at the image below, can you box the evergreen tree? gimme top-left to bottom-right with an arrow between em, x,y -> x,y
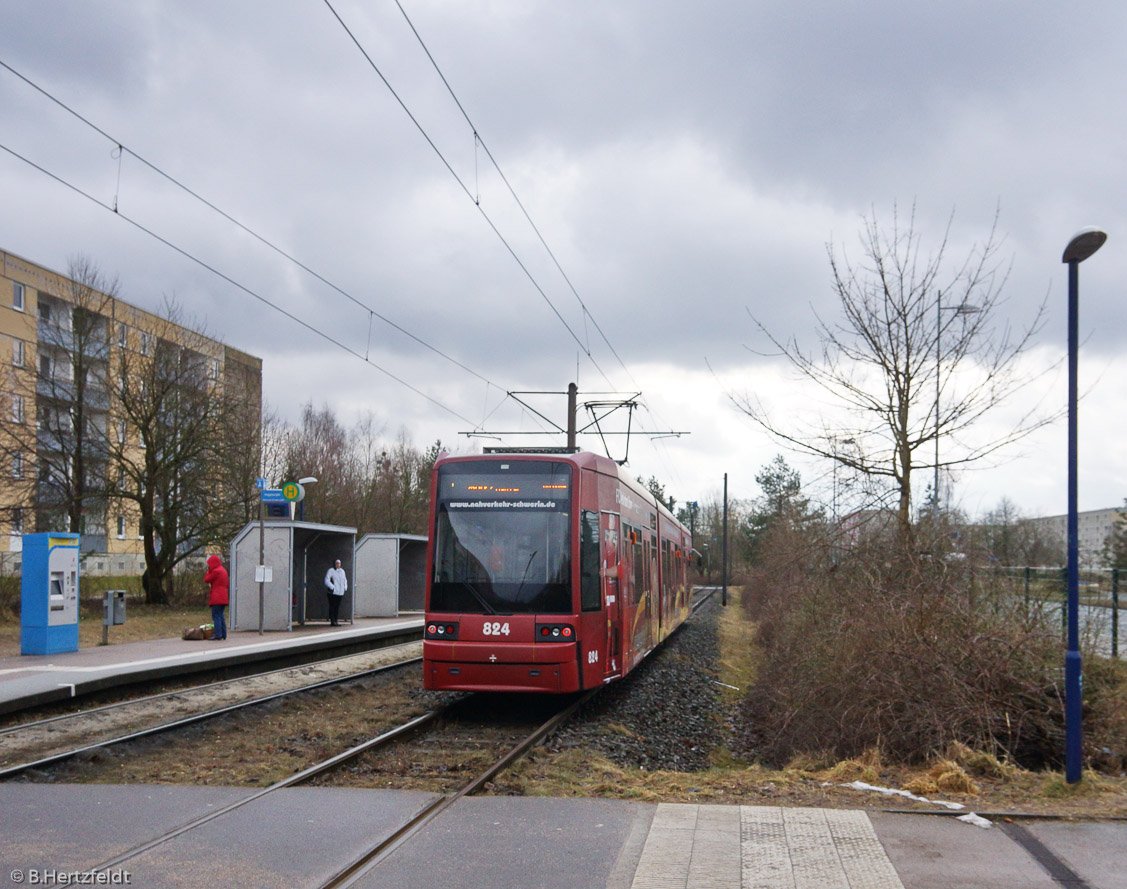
744,455 -> 822,562
1102,500 -> 1127,570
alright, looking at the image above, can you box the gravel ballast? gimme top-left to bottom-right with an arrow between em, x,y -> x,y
547,598 -> 727,772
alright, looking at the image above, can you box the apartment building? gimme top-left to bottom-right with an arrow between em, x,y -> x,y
1026,506 -> 1125,569
1,249 -> 262,574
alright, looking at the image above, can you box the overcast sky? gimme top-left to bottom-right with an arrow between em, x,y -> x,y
2,1 -> 1124,520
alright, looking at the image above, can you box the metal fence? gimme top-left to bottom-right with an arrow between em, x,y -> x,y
999,566 -> 1121,658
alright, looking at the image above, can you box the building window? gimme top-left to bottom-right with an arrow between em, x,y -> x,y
116,419 -> 126,444
116,515 -> 126,538
13,282 -> 25,311
11,394 -> 24,423
210,358 -> 220,380
12,452 -> 22,479
40,354 -> 51,378
117,322 -> 127,347
140,331 -> 152,355
11,508 -> 23,534
12,339 -> 24,367
38,302 -> 49,323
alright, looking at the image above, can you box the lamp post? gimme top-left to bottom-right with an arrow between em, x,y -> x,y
1062,226 -> 1107,784
297,476 -> 318,522
722,473 -> 728,607
831,437 -> 855,524
935,293 -> 981,512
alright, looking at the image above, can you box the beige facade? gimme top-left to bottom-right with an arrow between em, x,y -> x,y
1027,506 -> 1125,569
1,249 -> 262,574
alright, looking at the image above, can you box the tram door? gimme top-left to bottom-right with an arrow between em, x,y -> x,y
600,511 -> 622,680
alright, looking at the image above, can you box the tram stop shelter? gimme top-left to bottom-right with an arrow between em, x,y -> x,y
229,521 -> 356,631
353,533 -> 427,617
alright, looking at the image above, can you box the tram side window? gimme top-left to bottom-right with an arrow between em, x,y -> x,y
661,540 -> 671,596
580,510 -> 600,612
631,527 -> 644,602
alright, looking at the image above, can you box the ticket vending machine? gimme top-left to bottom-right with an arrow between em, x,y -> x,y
21,533 -> 80,655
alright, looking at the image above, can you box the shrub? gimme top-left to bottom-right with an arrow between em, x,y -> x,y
0,574 -> 19,620
739,524 -> 1068,769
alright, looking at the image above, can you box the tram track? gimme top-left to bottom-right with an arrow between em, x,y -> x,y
75,688 -> 597,883
0,642 -> 422,737
317,689 -> 598,889
0,645 -> 423,780
3,587 -> 722,884
2,589 -> 716,782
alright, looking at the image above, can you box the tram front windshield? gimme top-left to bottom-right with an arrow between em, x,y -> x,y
431,461 -> 572,615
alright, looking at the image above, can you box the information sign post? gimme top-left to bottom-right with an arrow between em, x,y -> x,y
257,488 -> 287,635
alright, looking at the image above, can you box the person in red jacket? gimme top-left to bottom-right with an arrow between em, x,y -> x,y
204,554 -> 229,641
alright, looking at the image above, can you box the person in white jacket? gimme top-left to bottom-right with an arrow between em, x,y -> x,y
325,559 -> 348,626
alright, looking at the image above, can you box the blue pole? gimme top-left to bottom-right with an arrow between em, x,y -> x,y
1065,257 -> 1083,784
1113,568 -> 1119,659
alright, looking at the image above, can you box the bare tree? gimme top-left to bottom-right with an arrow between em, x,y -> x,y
108,301 -> 256,603
213,354 -> 266,529
278,403 -> 358,525
367,430 -> 435,534
735,206 -> 1051,539
977,497 -> 1064,566
0,258 -> 117,538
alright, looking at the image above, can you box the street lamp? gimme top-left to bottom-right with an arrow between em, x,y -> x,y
1062,226 -> 1107,784
831,437 -> 855,524
297,476 -> 318,522
935,293 -> 981,512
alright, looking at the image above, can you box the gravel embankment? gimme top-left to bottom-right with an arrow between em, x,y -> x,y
547,598 -> 728,771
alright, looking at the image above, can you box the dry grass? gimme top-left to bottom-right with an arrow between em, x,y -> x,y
0,603 -> 205,658
500,586 -> 1127,817
37,672 -> 428,787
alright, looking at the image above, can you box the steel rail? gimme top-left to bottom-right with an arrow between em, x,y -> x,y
0,642 -> 422,737
318,687 -> 601,889
91,707 -> 447,874
0,656 -> 422,780
88,688 -> 594,881
48,584 -> 709,880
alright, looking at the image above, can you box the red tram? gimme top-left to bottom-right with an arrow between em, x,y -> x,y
423,450 -> 693,693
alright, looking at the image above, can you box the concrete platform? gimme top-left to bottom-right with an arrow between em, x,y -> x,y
1,786 -> 1124,889
0,616 -> 423,715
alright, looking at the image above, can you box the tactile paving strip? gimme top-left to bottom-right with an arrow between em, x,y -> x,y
630,805 -> 904,889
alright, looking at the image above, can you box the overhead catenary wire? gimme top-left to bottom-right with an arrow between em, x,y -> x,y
392,0 -> 697,479
5,30 -> 675,467
377,1 -> 690,477
0,57 -> 500,397
393,0 -> 638,385
321,0 -> 611,386
0,140 -> 478,426
0,55 -> 575,443
2,35 -> 681,468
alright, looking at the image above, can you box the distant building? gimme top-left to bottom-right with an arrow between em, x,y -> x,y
1,249 -> 262,575
838,508 -> 897,546
1026,506 -> 1125,569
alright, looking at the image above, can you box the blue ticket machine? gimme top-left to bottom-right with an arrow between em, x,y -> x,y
21,533 -> 81,655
